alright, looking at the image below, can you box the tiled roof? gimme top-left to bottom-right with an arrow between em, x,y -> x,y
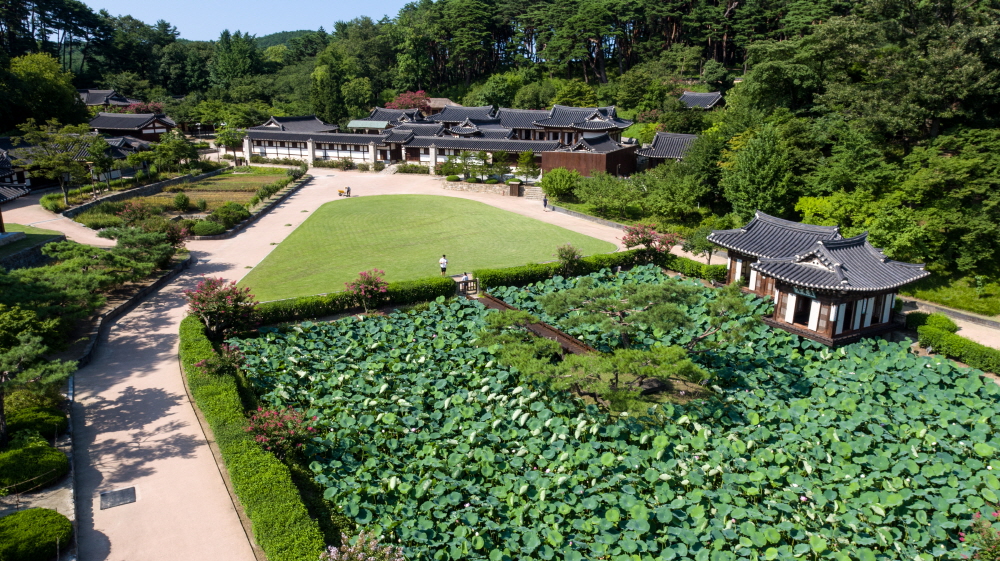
496,109 -> 549,130
430,106 -> 496,123
480,128 -> 514,139
559,133 -> 629,154
637,132 -> 698,160
77,89 -> 140,106
679,92 -> 723,109
247,130 -> 381,144
249,115 -> 338,133
406,136 -> 561,153
367,107 -> 423,123
449,125 -> 479,135
390,123 -> 444,136
708,211 -> 842,259
89,113 -> 176,130
0,185 -> 30,203
533,105 -> 632,130
753,233 -> 929,292
378,130 -> 415,145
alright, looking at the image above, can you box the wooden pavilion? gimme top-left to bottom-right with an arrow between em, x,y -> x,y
708,211 -> 929,346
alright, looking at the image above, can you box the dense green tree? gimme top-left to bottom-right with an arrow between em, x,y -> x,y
551,81 -> 598,107
5,53 -> 87,131
12,120 -> 94,206
341,77 -> 374,119
719,123 -> 793,219
210,30 -> 262,89
310,44 -> 347,123
512,81 -> 557,109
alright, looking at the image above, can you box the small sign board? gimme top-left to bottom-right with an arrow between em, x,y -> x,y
99,487 -> 136,510
792,287 -> 817,299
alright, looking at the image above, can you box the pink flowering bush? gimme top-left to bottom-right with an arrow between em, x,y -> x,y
193,343 -> 244,377
245,406 -> 317,459
320,532 -> 405,561
117,200 -> 152,225
621,224 -> 681,264
961,511 -> 1000,559
184,277 -> 259,339
346,269 -> 389,313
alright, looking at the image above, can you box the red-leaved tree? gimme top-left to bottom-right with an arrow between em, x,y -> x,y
386,90 -> 430,113
621,224 -> 681,264
184,277 -> 259,339
345,269 -> 389,313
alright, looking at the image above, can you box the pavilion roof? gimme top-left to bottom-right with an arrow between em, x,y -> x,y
636,132 -> 698,160
708,211 -> 842,259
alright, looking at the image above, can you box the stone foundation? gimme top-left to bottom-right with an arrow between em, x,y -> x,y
0,231 -> 26,247
441,182 -> 520,196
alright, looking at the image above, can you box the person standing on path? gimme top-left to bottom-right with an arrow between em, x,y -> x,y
543,195 -> 548,211
439,254 -> 448,276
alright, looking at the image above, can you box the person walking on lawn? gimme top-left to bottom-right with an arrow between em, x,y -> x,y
439,254 -> 448,276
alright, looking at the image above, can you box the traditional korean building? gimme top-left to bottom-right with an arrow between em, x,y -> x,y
89,113 -> 176,141
678,92 -> 723,109
77,89 -> 142,107
249,115 -> 339,133
427,98 -> 460,115
542,133 -> 638,177
708,211 -> 929,346
637,132 -> 698,168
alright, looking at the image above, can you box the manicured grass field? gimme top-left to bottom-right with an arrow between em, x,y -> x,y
240,195 -> 616,301
0,224 -> 63,259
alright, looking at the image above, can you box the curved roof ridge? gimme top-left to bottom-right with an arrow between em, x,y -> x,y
754,211 -> 841,235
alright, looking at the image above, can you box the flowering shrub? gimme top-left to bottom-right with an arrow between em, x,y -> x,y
555,243 -> 583,276
320,532 -> 405,561
386,90 -> 430,112
184,277 -> 259,339
117,200 -> 152,225
193,343 -> 244,377
345,269 -> 389,313
962,511 -> 1000,559
245,406 -> 316,459
621,223 -> 681,264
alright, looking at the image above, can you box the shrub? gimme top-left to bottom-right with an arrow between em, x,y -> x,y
192,342 -> 244,378
76,212 -> 125,230
256,276 -> 456,325
446,175 -> 461,182
250,155 -> 302,166
196,199 -> 208,211
179,316 -> 325,560
89,200 -> 127,214
555,243 -> 584,276
622,223 -> 681,264
0,438 -> 69,493
320,532 -> 405,561
474,262 -> 561,289
345,269 -> 389,313
183,277 -> 259,339
962,511 -> 1000,559
539,167 -> 581,200
373,162 -> 386,172
117,200 -> 152,225
208,202 -> 251,229
248,195 -> 261,207
40,194 -> 67,212
0,508 -> 74,561
357,163 -> 371,172
221,153 -> 235,160
906,312 -> 930,330
6,407 -> 68,439
918,325 -> 1000,373
658,253 -> 727,282
191,220 -> 226,236
245,406 -> 317,459
485,179 -> 499,184
907,311 -> 959,333
466,177 -> 481,183
173,192 -> 190,211
396,164 -> 429,174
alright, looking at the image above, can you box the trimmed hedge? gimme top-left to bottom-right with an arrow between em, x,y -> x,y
0,442 -> 69,494
179,316 -> 325,561
0,508 -> 73,561
918,325 -> 1000,373
192,221 -> 226,236
446,175 -> 461,181
257,276 -> 456,325
473,250 -> 726,289
396,164 -> 430,174
906,311 -> 959,333
7,407 -> 68,439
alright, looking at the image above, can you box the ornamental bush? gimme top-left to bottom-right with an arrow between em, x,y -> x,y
345,269 -> 389,313
446,175 -> 461,181
0,508 -> 73,561
76,211 -> 125,230
320,532 -> 405,561
918,325 -> 1000,373
373,162 -> 386,172
621,223 -> 681,264
173,192 -> 190,211
906,312 -> 958,332
539,167 -> 580,200
6,407 -> 68,439
208,201 -> 251,229
0,437 -> 69,494
184,277 -> 259,339
245,406 -> 317,459
396,164 -> 430,174
191,220 -> 226,236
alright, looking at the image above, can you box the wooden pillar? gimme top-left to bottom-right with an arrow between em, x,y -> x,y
0,206 -> 5,234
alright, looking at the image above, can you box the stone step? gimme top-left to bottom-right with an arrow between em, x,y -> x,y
523,186 -> 545,200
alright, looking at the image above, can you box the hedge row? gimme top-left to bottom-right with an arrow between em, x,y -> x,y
257,276 -> 456,325
473,250 -> 727,289
179,316 -> 325,561
918,325 -> 1000,373
905,311 -> 959,332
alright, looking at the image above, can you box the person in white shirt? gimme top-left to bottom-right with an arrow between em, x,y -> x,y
439,255 -> 448,276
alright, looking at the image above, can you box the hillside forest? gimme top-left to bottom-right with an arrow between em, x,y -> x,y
2,0 -> 1000,288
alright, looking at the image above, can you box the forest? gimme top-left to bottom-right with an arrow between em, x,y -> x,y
2,0 -> 1000,291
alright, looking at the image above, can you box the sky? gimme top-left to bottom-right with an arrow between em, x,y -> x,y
81,0 -> 413,41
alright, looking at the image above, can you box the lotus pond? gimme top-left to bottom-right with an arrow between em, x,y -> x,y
236,265 -> 1000,560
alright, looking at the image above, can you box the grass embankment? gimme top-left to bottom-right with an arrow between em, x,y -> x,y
240,194 -> 616,301
0,224 -> 63,259
901,275 -> 1000,317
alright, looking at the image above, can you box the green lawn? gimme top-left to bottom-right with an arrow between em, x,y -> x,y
240,195 -> 616,301
0,224 -> 63,260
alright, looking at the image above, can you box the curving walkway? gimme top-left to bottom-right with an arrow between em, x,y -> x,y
0,170 -> 638,560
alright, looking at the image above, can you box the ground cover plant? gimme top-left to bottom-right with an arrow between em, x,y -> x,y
239,195 -> 615,301
234,265 -> 1000,560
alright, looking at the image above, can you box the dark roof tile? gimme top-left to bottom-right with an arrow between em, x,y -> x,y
249,115 -> 338,133
89,112 -> 175,130
708,211 -> 841,258
430,106 -> 496,123
637,132 -> 698,160
679,92 -> 723,109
